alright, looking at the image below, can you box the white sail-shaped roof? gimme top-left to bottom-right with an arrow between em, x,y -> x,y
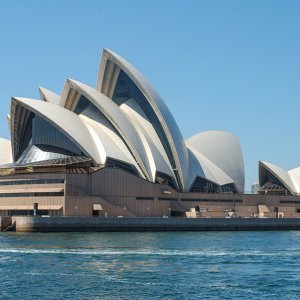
60,79 -> 153,181
11,97 -> 101,164
4,49 -> 245,193
78,108 -> 141,173
0,138 -> 12,166
39,87 -> 61,105
186,131 -> 245,193
188,146 -> 235,187
259,161 -> 300,194
289,167 -> 300,193
96,48 -> 191,191
120,99 -> 176,183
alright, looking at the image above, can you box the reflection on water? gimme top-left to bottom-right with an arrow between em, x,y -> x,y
0,231 -> 300,299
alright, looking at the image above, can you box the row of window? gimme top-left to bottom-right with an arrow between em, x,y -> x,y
182,199 -> 243,203
0,192 -> 64,198
6,210 -> 50,216
136,197 -> 243,203
0,179 -> 65,186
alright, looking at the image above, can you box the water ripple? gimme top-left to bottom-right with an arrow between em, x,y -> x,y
0,231 -> 299,299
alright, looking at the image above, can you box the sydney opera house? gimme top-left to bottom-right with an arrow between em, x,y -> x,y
0,49 -> 300,218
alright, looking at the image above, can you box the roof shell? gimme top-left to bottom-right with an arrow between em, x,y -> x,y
96,48 -> 191,191
188,146 -> 235,187
0,138 -> 12,166
288,167 -> 300,193
60,79 -> 154,181
79,111 -> 140,171
120,99 -> 176,183
186,131 -> 245,193
11,97 -> 101,164
5,49 -> 246,193
259,161 -> 298,194
39,87 -> 61,105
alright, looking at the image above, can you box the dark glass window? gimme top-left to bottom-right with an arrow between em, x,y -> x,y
106,158 -> 138,176
13,107 -> 34,160
73,95 -> 91,115
220,183 -> 238,194
14,112 -> 87,165
181,198 -> 242,203
0,192 -> 64,198
158,198 -> 178,201
7,210 -> 50,216
32,116 -> 83,156
155,171 -> 176,190
259,167 -> 289,194
0,179 -> 64,186
136,197 -> 154,200
189,178 -> 238,194
190,177 -> 219,193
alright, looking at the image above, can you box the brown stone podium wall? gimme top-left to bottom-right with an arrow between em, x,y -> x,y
1,167 -> 300,218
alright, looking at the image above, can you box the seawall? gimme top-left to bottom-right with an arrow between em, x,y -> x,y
10,216 -> 300,232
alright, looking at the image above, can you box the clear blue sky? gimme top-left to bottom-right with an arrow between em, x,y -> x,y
0,0 -> 299,191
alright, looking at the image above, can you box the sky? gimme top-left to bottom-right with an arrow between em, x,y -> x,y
0,0 -> 299,191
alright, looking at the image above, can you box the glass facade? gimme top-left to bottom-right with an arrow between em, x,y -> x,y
17,144 -> 74,165
259,168 -> 290,194
32,116 -> 83,156
14,114 -> 89,166
219,183 -> 238,194
190,177 -> 220,193
106,157 -> 138,176
264,169 -> 287,188
259,182 -> 289,194
73,95 -> 91,115
190,177 -> 238,193
155,171 -> 176,190
14,107 -> 34,161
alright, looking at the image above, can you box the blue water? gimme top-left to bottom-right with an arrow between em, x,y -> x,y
0,231 -> 300,299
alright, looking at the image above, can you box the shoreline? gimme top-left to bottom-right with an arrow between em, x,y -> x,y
2,216 -> 300,232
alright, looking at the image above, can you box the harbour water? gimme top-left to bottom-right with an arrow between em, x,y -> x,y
0,231 -> 300,299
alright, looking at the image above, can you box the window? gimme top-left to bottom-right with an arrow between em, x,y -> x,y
158,198 -> 177,201
190,177 -> 219,193
0,179 -> 64,186
136,197 -> 154,200
0,192 -> 64,198
181,198 -> 242,203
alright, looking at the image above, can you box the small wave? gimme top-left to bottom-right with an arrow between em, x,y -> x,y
0,248 -> 299,257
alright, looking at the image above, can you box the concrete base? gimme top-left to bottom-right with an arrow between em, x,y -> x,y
11,216 -> 300,232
